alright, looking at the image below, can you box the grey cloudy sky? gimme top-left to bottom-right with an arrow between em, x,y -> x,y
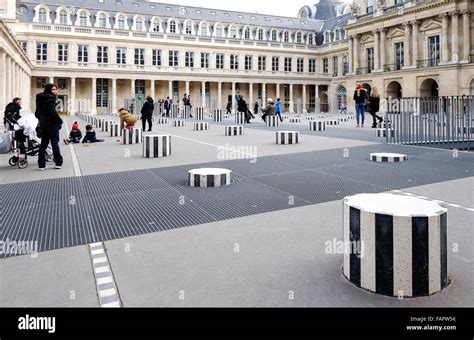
148,0 -> 313,17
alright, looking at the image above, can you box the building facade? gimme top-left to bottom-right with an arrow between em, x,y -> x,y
0,0 -> 473,115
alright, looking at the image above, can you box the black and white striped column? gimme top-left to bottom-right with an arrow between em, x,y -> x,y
309,121 -> 326,131
276,131 -> 299,145
370,153 -> 408,163
376,128 -> 395,138
195,107 -> 205,121
154,118 -> 169,125
306,116 -> 316,121
378,122 -> 392,129
265,116 -> 279,127
110,123 -> 121,137
213,109 -> 223,122
194,122 -> 209,131
343,193 -> 448,298
188,168 -> 232,188
339,117 -> 348,123
235,112 -> 246,124
122,128 -> 142,144
143,134 -> 171,158
183,106 -> 191,119
288,118 -> 301,123
225,126 -> 244,136
101,120 -> 112,132
171,104 -> 179,118
326,119 -> 339,126
173,119 -> 186,127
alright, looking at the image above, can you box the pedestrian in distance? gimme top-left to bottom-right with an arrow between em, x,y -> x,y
275,98 -> 283,122
141,96 -> 154,132
368,86 -> 384,128
353,85 -> 368,128
261,98 -> 276,122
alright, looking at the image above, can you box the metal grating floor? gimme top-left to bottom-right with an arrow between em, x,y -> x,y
1,144 -> 473,257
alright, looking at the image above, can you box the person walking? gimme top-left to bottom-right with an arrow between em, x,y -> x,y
141,96 -> 154,131
353,85 -> 368,128
187,95 -> 194,118
237,96 -> 253,123
4,97 -> 22,131
275,98 -> 283,122
339,100 -> 347,114
164,97 -> 170,117
254,101 -> 259,115
261,98 -> 276,122
368,87 -> 384,128
35,83 -> 63,170
226,101 -> 232,115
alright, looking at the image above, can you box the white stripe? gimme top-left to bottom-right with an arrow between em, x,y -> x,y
93,257 -> 108,265
97,276 -> 113,285
102,301 -> 121,308
393,216 -> 413,297
99,288 -> 117,298
343,201 -> 350,280
94,266 -> 110,274
91,248 -> 105,256
90,242 -> 103,248
360,209 -> 375,292
429,215 -> 442,295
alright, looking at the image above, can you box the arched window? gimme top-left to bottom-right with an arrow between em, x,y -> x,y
98,14 -> 107,28
136,17 -> 143,31
169,20 -> 176,33
244,27 -> 250,40
118,15 -> 125,30
308,34 -> 313,45
79,12 -> 87,26
200,22 -> 208,36
214,24 -> 223,37
230,26 -> 237,39
185,22 -> 193,34
271,30 -> 277,41
258,28 -> 264,40
38,8 -> 47,23
59,10 -> 67,25
284,31 -> 289,43
151,18 -> 161,32
296,32 -> 302,43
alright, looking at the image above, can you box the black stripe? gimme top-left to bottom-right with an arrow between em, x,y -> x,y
153,136 -> 159,158
276,132 -> 279,144
375,213 -> 394,296
412,217 -> 430,297
288,133 -> 293,145
295,132 -> 299,144
394,157 -> 400,162
207,175 -> 214,188
169,136 -> 172,156
194,174 -> 200,187
382,156 -> 388,162
440,213 -> 448,289
220,174 -> 227,186
145,136 -> 150,158
349,207 -> 361,287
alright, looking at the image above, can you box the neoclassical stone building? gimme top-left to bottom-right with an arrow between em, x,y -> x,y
0,0 -> 473,115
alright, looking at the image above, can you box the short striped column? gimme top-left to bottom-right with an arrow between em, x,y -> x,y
143,134 -> 171,158
306,116 -> 316,120
235,112 -> 246,124
213,109 -> 223,122
309,121 -> 326,131
188,168 -> 232,188
222,114 -> 230,119
194,122 -> 209,131
183,106 -> 191,119
339,117 -> 348,123
265,116 -> 279,127
276,131 -> 299,145
281,115 -> 289,120
195,107 -> 205,121
343,193 -> 448,298
171,104 -> 179,118
288,118 -> 301,123
376,128 -> 395,138
101,120 -> 112,132
326,119 -> 339,126
378,122 -> 392,129
370,153 -> 408,163
225,126 -> 244,136
122,128 -> 142,144
154,118 -> 169,125
110,123 -> 121,137
173,119 -> 186,127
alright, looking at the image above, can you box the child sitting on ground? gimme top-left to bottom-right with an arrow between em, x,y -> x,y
64,122 -> 82,145
119,108 -> 139,130
82,124 -> 104,144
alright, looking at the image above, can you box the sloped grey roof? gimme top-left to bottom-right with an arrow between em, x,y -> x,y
321,13 -> 351,31
17,0 -> 327,31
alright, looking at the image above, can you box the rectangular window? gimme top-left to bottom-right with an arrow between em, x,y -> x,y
185,51 -> 194,68
96,78 -> 109,108
58,78 -> 67,90
428,35 -> 440,67
284,57 -> 292,72
343,55 -> 349,75
216,53 -> 224,69
152,49 -> 162,66
394,42 -> 404,70
245,55 -> 253,71
135,79 -> 145,97
366,48 -> 374,73
134,48 -> 145,66
97,46 -> 108,64
36,77 -> 47,89
116,47 -> 126,65
58,43 -> 68,63
78,44 -> 88,64
201,52 -> 209,68
297,58 -> 304,73
309,58 -> 316,73
36,42 -> 47,62
333,56 -> 338,76
169,50 -> 178,67
366,0 -> 374,14
272,56 -> 279,72
258,56 -> 266,71
230,54 -> 239,70
322,58 -> 328,73
19,41 -> 27,53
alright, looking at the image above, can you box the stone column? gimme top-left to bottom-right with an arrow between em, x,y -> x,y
70,77 -> 76,116
168,80 -> 173,98
201,81 -> 206,108
462,10 -> 471,63
111,78 -> 117,114
440,13 -> 449,64
49,76 -> 54,85
0,52 -> 6,111
249,83 -> 253,111
289,83 -> 294,113
232,82 -> 236,113
150,79 -> 155,100
353,35 -> 360,72
348,36 -> 354,74
403,22 -> 411,68
450,11 -> 459,63
131,79 -> 135,97
218,81 -> 222,109
262,83 -> 266,106
302,84 -> 307,113
5,56 -> 11,101
411,20 -> 419,67
11,62 -> 16,98
380,29 -> 386,71
373,30 -> 380,71
315,84 -> 320,114
185,80 -> 190,96
91,78 -> 97,115
276,83 -> 280,100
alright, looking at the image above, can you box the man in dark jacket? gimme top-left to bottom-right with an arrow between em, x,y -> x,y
237,96 -> 254,123
4,97 -> 22,130
35,83 -> 63,170
141,96 -> 154,131
164,97 -> 170,117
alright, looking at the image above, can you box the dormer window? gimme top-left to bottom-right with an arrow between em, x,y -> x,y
230,27 -> 237,39
257,28 -> 264,40
98,15 -> 106,28
185,22 -> 192,35
79,12 -> 87,26
38,8 -> 47,23
136,18 -> 143,31
296,32 -> 302,43
284,31 -> 289,43
271,30 -> 277,41
59,10 -> 67,25
244,27 -> 250,39
118,16 -> 125,30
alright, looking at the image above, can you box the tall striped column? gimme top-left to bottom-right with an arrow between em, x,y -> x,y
235,112 -> 246,124
213,109 -> 223,122
110,123 -> 121,137
171,104 -> 179,118
143,134 -> 171,158
195,107 -> 205,121
343,193 -> 448,298
183,106 -> 191,119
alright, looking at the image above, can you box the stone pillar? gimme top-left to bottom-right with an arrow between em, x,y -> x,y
201,81 -> 206,108
91,78 -> 97,115
315,84 -> 320,114
348,36 -> 354,74
168,80 -> 173,98
70,77 -> 76,116
276,83 -> 280,100
49,76 -> 54,85
218,81 -> 222,109
380,29 -> 386,71
262,83 -> 266,106
5,56 -> 11,102
150,80 -> 155,100
131,79 -> 135,97
289,83 -> 294,113
373,30 -> 380,71
302,84 -> 307,113
0,52 -> 6,111
353,35 -> 360,72
411,20 -> 419,68
111,78 -> 117,114
232,82 -> 236,113
450,11 -> 459,63
185,80 -> 190,96
11,62 -> 16,98
440,13 -> 449,64
462,10 -> 471,63
249,83 -> 253,111
403,22 -> 411,68
16,64 -> 21,97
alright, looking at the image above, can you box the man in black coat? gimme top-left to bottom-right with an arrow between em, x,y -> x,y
4,97 -> 22,130
164,97 -> 170,117
141,96 -> 154,131
35,83 -> 63,170
237,96 -> 254,123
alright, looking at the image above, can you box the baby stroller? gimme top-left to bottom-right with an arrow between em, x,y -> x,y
5,114 -> 53,169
